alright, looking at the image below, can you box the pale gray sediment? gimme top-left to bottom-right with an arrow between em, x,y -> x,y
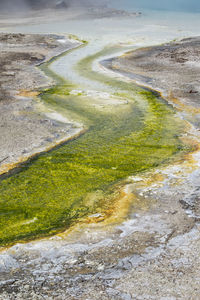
0,33 -> 83,174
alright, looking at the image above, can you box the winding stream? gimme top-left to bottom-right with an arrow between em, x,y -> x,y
0,40 -> 187,247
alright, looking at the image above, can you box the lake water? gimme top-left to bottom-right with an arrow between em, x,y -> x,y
110,0 -> 200,13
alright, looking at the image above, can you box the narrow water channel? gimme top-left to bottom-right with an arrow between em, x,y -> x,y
0,43 -> 186,246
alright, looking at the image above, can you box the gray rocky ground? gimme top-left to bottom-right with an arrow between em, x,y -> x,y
0,37 -> 200,299
108,37 -> 200,127
0,33 -> 82,175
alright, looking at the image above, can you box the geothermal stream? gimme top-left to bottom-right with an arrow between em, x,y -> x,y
0,36 -> 187,247
0,12 -> 200,298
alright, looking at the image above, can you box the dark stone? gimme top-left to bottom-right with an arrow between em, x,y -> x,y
55,1 -> 68,9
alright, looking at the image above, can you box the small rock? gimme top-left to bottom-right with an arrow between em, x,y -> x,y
97,264 -> 105,271
55,1 -> 68,9
88,213 -> 103,218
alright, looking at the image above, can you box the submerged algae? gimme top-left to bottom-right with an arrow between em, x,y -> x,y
0,45 -> 187,247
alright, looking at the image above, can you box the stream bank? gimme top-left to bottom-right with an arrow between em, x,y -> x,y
0,33 -> 83,176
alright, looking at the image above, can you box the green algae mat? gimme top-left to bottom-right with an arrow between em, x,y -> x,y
0,46 -> 187,246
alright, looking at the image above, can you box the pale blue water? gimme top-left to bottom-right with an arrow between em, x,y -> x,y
110,0 -> 200,13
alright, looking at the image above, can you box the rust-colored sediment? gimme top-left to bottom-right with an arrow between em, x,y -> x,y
169,91 -> 200,114
18,90 -> 40,98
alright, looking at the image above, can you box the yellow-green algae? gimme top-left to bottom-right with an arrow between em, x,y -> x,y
0,45 -> 188,246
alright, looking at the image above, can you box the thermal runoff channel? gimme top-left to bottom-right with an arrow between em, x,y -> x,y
0,44 -> 186,246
